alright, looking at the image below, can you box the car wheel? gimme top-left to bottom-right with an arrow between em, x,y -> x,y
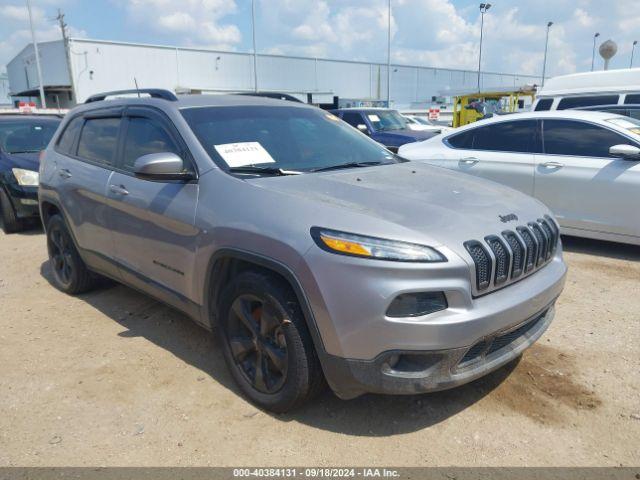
218,271 -> 325,412
46,214 -> 97,294
0,188 -> 23,234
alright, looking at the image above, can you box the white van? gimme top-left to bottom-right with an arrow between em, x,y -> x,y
533,68 -> 640,111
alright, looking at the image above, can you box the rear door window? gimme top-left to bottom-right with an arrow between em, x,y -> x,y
534,99 -> 553,111
542,119 -> 635,157
446,129 -> 474,149
471,120 -> 540,153
557,95 -> 619,110
77,117 -> 121,166
121,116 -> 180,171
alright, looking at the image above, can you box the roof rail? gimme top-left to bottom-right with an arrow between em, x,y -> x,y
85,89 -> 178,104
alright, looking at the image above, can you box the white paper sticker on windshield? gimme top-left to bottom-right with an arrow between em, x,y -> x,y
368,114 -> 380,122
214,142 -> 276,167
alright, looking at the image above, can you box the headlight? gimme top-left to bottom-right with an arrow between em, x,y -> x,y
12,168 -> 39,186
311,227 -> 446,262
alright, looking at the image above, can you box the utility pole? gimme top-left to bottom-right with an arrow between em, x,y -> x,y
632,40 -> 638,68
387,0 -> 391,107
56,9 -> 76,105
26,0 -> 46,108
477,3 -> 491,92
541,21 -> 553,86
591,32 -> 600,71
251,0 -> 258,92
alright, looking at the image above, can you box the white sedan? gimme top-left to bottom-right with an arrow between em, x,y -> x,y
402,115 -> 453,134
399,111 -> 640,246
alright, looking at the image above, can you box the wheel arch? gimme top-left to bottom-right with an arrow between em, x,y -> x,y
202,249 -> 328,356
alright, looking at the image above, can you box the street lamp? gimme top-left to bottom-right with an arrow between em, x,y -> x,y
477,3 -> 491,91
25,0 -> 46,108
541,21 -> 553,86
632,40 -> 638,68
591,32 -> 600,71
251,0 -> 258,92
387,0 -> 391,107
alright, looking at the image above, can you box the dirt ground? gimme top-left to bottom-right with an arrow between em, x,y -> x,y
0,226 -> 639,467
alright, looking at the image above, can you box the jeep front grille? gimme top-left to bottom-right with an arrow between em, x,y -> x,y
465,216 -> 559,294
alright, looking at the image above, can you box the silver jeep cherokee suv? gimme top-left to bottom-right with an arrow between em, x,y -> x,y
39,89 -> 567,412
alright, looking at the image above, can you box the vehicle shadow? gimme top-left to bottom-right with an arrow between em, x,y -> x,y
40,260 -> 516,437
0,218 -> 43,235
561,235 -> 640,262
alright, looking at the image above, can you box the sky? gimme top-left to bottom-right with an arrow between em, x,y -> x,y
1,0 -> 638,77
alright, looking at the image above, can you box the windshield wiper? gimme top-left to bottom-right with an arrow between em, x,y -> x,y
8,150 -> 41,154
310,161 -> 386,173
228,165 -> 303,176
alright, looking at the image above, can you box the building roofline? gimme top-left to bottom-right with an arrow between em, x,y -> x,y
68,37 -> 539,80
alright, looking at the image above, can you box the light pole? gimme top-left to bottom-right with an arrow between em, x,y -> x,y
477,3 -> 491,91
25,0 -> 46,108
251,0 -> 258,92
386,0 -> 391,107
541,21 -> 553,86
591,32 -> 600,71
632,40 -> 638,68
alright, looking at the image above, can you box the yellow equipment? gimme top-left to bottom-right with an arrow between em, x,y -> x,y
450,86 -> 537,128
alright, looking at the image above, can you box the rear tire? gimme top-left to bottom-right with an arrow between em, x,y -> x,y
46,214 -> 97,294
0,188 -> 23,234
217,270 -> 325,412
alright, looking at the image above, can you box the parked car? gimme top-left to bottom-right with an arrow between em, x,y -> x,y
573,104 -> 640,121
399,110 -> 640,246
330,108 -> 438,152
0,114 -> 61,233
402,114 -> 453,134
533,68 -> 640,112
39,89 -> 567,412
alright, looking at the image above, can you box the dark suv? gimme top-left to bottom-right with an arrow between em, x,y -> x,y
331,108 -> 437,152
0,114 -> 61,232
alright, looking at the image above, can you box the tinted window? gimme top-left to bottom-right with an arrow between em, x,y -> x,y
0,119 -> 59,154
534,99 -> 553,111
557,95 -> 619,110
181,106 -> 398,172
122,117 -> 179,171
625,94 -> 640,104
341,112 -> 364,128
543,120 -> 633,157
56,116 -> 83,155
472,120 -> 540,153
447,129 -> 474,149
77,117 -> 120,166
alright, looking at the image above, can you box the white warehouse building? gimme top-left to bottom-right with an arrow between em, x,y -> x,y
6,37 -> 539,109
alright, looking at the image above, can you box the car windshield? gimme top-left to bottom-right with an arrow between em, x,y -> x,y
413,117 -> 433,126
605,116 -> 640,135
0,119 -> 60,154
365,110 -> 408,131
181,106 -> 401,173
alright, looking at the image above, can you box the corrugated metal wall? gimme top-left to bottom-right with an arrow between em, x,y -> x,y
62,38 -> 538,107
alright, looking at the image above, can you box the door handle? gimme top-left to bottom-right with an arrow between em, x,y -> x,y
109,184 -> 129,196
459,157 -> 479,165
542,161 -> 564,169
58,168 -> 72,179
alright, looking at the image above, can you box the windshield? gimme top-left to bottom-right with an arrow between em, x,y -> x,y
181,106 -> 401,173
413,117 -> 434,126
364,110 -> 408,131
0,119 -> 60,154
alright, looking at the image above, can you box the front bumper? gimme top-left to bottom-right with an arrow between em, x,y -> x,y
321,304 -> 555,399
3,184 -> 39,219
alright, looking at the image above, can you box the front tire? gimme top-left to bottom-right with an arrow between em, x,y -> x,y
46,214 -> 97,294
0,188 -> 23,234
218,271 -> 324,412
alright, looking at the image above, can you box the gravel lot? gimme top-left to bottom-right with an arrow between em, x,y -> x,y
0,226 -> 638,467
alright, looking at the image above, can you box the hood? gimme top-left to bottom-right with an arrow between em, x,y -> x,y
249,162 -> 550,258
0,151 -> 40,172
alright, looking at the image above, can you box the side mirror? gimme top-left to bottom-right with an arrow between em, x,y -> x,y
609,144 -> 640,160
357,124 -> 369,135
134,152 -> 195,182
